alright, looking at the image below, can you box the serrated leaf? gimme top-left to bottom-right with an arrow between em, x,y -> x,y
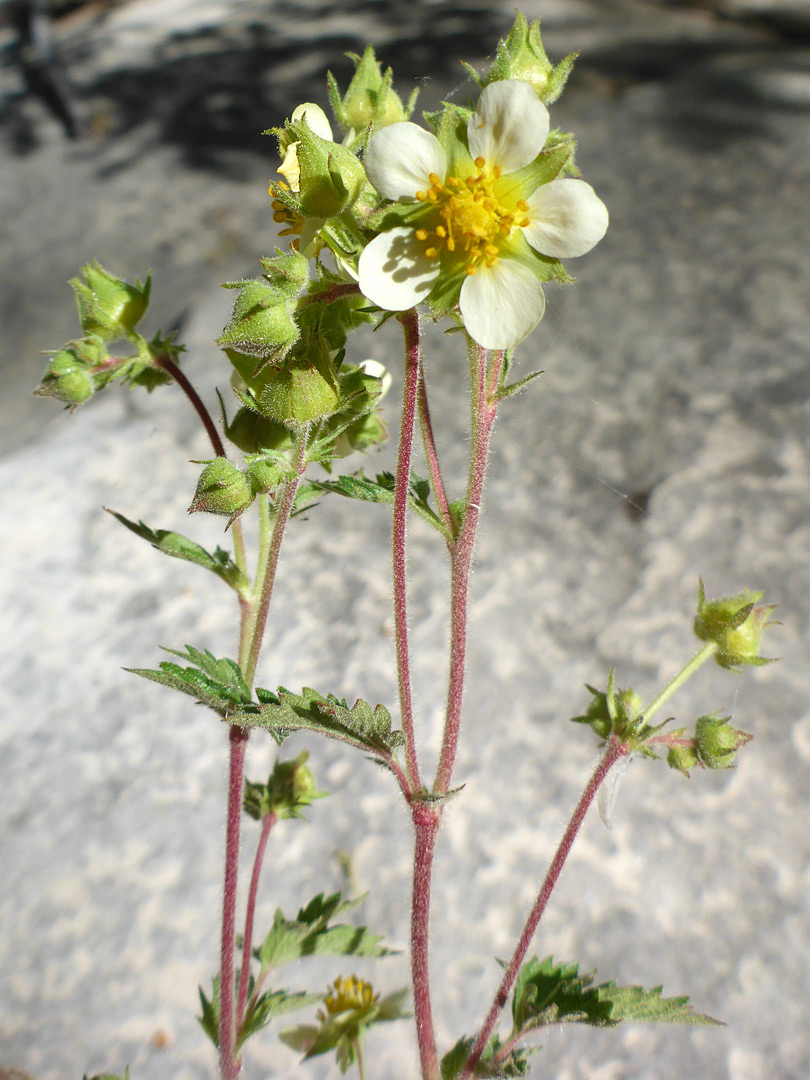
596,982 -> 721,1026
311,469 -> 446,533
106,509 -> 248,593
511,956 -> 612,1032
198,978 -> 220,1048
441,1035 -> 535,1078
127,646 -> 251,718
233,686 -> 405,760
256,891 -> 394,971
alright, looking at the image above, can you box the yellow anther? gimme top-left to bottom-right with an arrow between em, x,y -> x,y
425,246 -> 438,258
474,156 -> 485,168
518,217 -> 530,228
493,165 -> 502,179
272,212 -> 288,223
485,244 -> 499,256
416,190 -> 427,201
447,237 -> 456,252
428,172 -> 443,187
485,255 -> 498,267
435,225 -> 447,238
415,229 -> 428,241
465,263 -> 478,275
516,199 -> 528,211
427,190 -> 438,202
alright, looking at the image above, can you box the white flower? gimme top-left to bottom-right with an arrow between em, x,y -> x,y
357,80 -> 608,350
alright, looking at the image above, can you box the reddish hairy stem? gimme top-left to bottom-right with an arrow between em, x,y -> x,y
461,738 -> 627,1078
411,806 -> 441,1080
235,811 -> 277,1036
219,725 -> 249,1080
433,344 -> 495,795
393,311 -> 422,793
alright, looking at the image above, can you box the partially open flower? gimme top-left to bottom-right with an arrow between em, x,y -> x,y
358,79 -> 608,350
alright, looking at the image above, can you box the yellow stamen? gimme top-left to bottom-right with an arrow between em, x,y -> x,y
415,229 -> 428,241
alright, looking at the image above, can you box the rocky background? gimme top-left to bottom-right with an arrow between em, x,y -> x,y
1,1 -> 810,1078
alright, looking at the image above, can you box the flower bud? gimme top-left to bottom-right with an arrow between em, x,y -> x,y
331,45 -> 411,133
293,121 -> 367,218
243,751 -> 325,821
694,713 -> 752,770
188,458 -> 253,526
277,103 -> 335,192
570,678 -> 643,741
35,348 -> 95,405
694,579 -> 777,670
225,407 -> 294,454
218,279 -> 300,362
253,359 -> 339,424
667,741 -> 699,777
246,456 -> 289,495
70,262 -> 150,340
483,13 -> 576,105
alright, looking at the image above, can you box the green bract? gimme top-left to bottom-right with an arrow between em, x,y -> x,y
469,12 -> 578,105
327,45 -> 418,138
189,458 -> 254,526
70,261 -> 151,340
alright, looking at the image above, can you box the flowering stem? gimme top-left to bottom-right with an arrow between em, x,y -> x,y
417,363 -> 453,537
354,1037 -> 367,1080
235,811 -> 277,1037
461,737 -> 627,1079
434,342 -> 496,795
219,724 -> 249,1080
411,804 -> 441,1080
393,310 -> 422,793
153,352 -> 247,575
242,426 -> 309,686
642,641 -> 718,724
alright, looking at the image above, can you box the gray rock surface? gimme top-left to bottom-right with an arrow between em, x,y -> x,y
2,2 -> 810,1079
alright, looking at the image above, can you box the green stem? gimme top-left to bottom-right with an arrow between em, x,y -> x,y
642,641 -> 718,723
355,1036 -> 367,1080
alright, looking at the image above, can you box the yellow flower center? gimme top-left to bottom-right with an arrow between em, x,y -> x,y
269,182 -> 305,248
320,975 -> 377,1018
414,158 -> 530,275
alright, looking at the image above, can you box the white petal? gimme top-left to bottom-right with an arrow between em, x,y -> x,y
467,80 -> 550,174
459,260 -> 546,350
358,227 -> 441,311
523,179 -> 609,259
291,102 -> 333,142
364,123 -> 446,201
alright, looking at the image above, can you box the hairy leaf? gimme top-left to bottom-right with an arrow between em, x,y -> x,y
233,686 -> 405,760
127,646 -> 251,718
239,987 -> 321,1047
311,469 -> 446,533
256,891 -> 394,971
512,956 -> 610,1031
596,982 -> 721,1026
106,509 -> 248,593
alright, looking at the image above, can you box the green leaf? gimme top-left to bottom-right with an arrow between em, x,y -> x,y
105,509 -> 248,593
256,891 -> 394,971
596,982 -> 721,1026
126,645 -> 252,718
198,979 -> 221,1048
239,987 -> 321,1047
233,686 -> 405,760
311,469 -> 446,534
512,956 -> 611,1032
441,1035 -> 535,1078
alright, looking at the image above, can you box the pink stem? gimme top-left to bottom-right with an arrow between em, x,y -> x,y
154,352 -> 226,459
417,363 -> 453,536
235,811 -> 277,1038
433,344 -> 495,795
219,725 -> 249,1080
461,737 -> 627,1078
393,311 -> 422,793
411,804 -> 441,1080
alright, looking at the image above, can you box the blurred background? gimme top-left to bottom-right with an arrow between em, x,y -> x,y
1,1 -> 810,1078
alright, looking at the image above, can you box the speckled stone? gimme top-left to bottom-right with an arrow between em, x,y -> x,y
2,3 -> 809,1080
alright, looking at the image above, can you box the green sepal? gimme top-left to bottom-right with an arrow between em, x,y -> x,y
255,892 -> 395,970
35,347 -> 96,406
328,45 -> 413,135
292,121 -> 367,218
239,984 -> 322,1048
105,509 -> 249,594
126,645 -> 251,718
218,277 -> 301,362
232,686 -> 405,762
496,141 -> 574,204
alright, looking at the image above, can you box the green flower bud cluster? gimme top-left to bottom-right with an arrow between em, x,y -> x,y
694,579 -> 777,670
465,12 -> 577,105
570,675 -> 643,742
667,714 -> 752,776
36,262 -> 181,408
243,751 -> 325,821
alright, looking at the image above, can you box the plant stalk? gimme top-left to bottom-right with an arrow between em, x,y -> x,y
219,724 -> 249,1080
411,805 -> 441,1080
642,641 -> 718,723
235,811 -> 277,1035
461,736 -> 627,1078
